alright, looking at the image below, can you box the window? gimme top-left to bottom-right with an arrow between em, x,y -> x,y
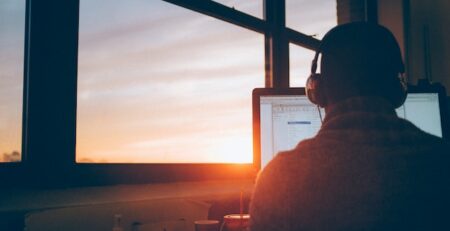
0,0 -> 25,163
77,0 -> 264,163
2,0 -> 338,186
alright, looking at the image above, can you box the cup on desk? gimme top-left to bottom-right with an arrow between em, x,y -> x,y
223,214 -> 250,231
194,220 -> 220,231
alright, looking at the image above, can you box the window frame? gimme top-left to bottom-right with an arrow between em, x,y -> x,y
1,0 -> 322,188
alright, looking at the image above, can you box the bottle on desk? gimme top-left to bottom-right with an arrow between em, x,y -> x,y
112,214 -> 124,231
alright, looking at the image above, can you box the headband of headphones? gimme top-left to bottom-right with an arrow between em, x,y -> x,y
306,22 -> 407,108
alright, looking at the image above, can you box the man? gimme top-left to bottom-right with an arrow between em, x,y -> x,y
250,22 -> 450,231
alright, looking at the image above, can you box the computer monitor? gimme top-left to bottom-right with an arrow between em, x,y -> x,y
253,87 -> 448,169
396,92 -> 443,137
253,88 -> 323,168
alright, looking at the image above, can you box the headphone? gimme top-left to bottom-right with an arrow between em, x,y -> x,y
305,51 -> 326,107
305,30 -> 408,109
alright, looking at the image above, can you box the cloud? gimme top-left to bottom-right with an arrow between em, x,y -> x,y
286,0 -> 336,38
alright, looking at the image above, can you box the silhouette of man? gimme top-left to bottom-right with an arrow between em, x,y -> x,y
250,22 -> 450,231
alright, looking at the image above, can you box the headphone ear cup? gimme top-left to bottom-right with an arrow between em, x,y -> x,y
306,73 -> 326,107
390,74 -> 408,108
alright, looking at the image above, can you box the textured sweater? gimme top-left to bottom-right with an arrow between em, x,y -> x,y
250,96 -> 450,231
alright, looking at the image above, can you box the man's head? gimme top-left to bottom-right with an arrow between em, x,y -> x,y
306,22 -> 406,108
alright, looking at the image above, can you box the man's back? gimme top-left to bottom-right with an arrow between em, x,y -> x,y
250,97 -> 450,231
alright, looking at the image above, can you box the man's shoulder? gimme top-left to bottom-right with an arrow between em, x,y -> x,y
251,143 -> 315,231
256,140 -> 317,187
398,121 -> 450,154
263,140 -> 314,171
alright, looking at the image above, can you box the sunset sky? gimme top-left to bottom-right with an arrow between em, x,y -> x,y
0,0 -> 25,162
0,0 -> 336,163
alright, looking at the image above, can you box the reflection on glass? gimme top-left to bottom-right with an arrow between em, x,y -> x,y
213,0 -> 262,18
0,0 -> 25,163
286,0 -> 337,39
289,44 -> 316,87
77,0 -> 264,163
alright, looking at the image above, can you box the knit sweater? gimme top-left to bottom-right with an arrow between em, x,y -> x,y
250,96 -> 450,231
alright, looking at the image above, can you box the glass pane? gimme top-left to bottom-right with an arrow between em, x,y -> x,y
290,44 -> 316,87
0,0 -> 25,163
213,0 -> 262,18
77,0 -> 264,163
286,0 -> 337,39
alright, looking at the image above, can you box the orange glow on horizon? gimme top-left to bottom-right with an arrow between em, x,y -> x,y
76,132 -> 253,164
206,135 -> 253,164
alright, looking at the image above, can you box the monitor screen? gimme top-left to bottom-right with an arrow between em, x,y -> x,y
259,95 -> 324,167
396,93 -> 442,137
253,88 -> 324,168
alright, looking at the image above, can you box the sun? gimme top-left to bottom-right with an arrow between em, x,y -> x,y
209,134 -> 253,164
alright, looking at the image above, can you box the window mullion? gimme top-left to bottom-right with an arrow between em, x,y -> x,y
23,0 -> 79,186
264,0 -> 289,88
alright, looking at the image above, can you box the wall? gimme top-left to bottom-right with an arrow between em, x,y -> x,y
379,0 -> 450,90
407,0 -> 450,89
